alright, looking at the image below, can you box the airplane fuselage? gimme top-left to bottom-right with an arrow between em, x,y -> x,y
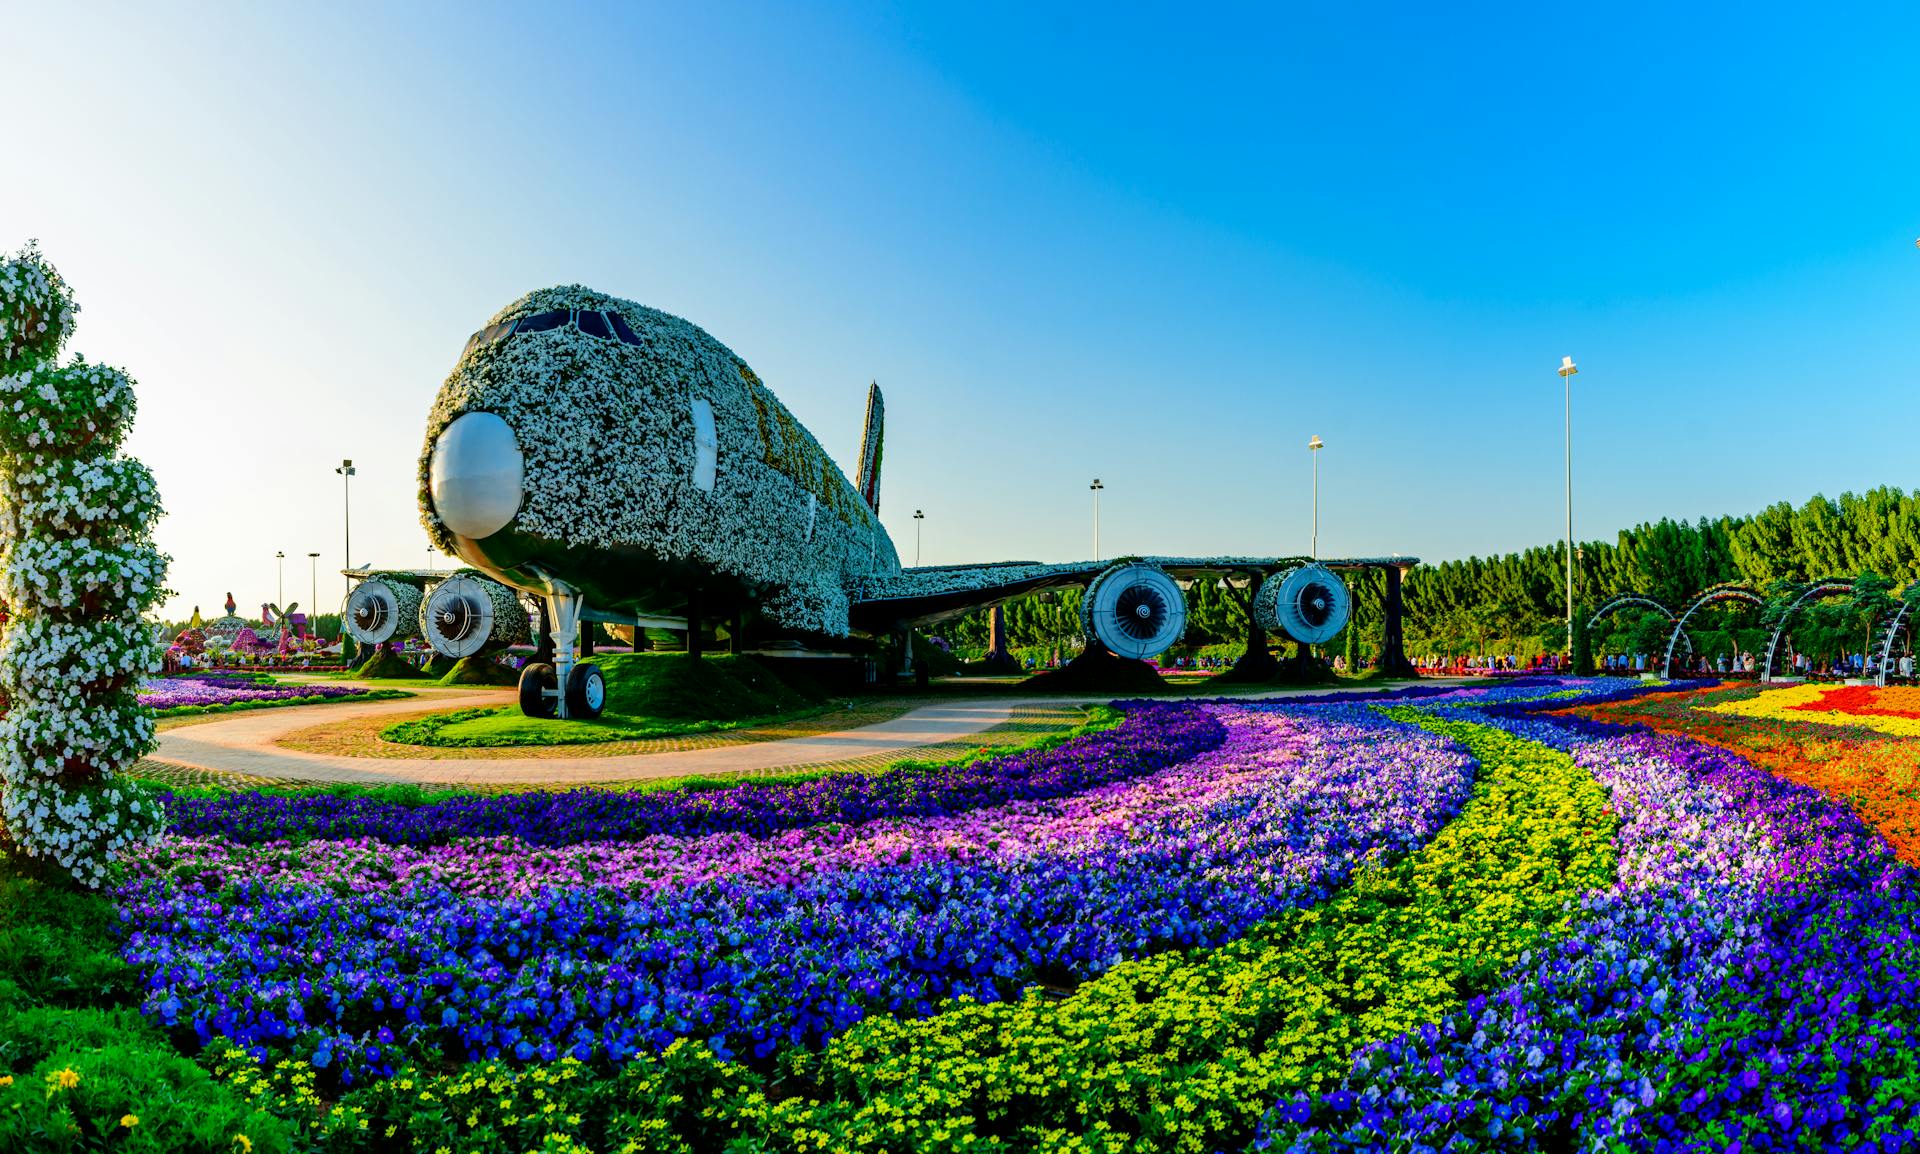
420,285 -> 900,637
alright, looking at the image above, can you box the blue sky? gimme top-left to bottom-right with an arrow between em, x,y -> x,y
6,2 -> 1918,618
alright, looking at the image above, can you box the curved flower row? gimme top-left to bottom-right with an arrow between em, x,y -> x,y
1584,683 -> 1920,866
158,701 -> 1225,846
119,703 -> 1475,1085
137,678 -> 373,712
1261,691 -> 1920,1152
539,702 -> 1609,1153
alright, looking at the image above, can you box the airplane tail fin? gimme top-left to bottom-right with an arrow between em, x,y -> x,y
855,381 -> 883,513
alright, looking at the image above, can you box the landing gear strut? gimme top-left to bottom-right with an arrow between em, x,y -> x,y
524,580 -> 605,720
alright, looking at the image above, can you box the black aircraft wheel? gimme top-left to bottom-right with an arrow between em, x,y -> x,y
518,662 -> 558,718
565,662 -> 607,720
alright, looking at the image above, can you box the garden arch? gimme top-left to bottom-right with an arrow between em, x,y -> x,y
1587,593 -> 1689,671
1662,585 -> 1765,679
1585,594 -> 1675,633
1876,599 -> 1916,687
1760,580 -> 1853,682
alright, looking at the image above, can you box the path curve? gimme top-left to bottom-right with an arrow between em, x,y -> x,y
148,680 -> 1467,786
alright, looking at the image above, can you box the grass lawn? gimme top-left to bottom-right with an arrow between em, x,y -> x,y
381,653 -> 839,748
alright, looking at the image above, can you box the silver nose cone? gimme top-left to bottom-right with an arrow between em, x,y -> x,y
429,411 -> 524,539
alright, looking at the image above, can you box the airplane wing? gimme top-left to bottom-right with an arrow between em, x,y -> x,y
846,555 -> 1417,631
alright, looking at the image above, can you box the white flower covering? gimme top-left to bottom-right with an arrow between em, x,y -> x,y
0,241 -> 75,365
0,453 -> 160,537
3,536 -> 167,617
0,244 -> 167,887
418,286 -> 899,637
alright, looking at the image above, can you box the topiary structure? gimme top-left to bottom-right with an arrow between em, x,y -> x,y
0,243 -> 169,887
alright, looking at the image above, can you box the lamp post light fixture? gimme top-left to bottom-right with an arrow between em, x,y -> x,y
275,551 -> 285,608
1557,356 -> 1579,659
335,459 -> 355,603
913,510 -> 925,567
307,553 -> 320,629
1090,479 -> 1105,561
1308,435 -> 1325,559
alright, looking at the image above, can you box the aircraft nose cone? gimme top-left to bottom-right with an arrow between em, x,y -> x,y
430,411 -> 524,539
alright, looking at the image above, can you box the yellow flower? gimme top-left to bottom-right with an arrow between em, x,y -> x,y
0,1074 -> 12,1088
121,1114 -> 141,1128
48,1068 -> 80,1092
233,1137 -> 254,1153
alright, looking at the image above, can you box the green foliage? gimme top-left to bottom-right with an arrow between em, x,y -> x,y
0,872 -> 139,1010
1571,605 -> 1594,674
0,857 -> 284,1152
0,1043 -> 293,1153
1405,487 -> 1920,658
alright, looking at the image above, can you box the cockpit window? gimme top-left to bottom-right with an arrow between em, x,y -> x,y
461,307 -> 649,360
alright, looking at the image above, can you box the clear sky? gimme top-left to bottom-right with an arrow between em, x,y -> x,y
6,2 -> 1918,619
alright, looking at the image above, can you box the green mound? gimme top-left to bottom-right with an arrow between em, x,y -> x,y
594,653 -> 816,718
354,648 -> 422,680
1020,646 -> 1167,693
439,654 -> 519,686
424,654 -> 458,678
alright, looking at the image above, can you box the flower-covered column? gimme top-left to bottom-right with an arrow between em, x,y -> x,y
0,243 -> 169,886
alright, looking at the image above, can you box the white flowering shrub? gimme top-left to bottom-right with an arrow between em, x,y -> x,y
0,243 -> 169,886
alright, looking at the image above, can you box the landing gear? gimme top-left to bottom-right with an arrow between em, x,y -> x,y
565,662 -> 606,719
518,662 -> 558,718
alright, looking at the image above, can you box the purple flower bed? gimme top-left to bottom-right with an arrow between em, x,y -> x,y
1260,686 -> 1920,1153
117,703 -> 1476,1082
139,677 -> 371,712
157,701 -> 1227,846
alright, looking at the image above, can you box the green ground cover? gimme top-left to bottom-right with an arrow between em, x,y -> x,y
379,654 -> 840,748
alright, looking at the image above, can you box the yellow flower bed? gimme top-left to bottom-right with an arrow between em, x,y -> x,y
1703,683 -> 1920,737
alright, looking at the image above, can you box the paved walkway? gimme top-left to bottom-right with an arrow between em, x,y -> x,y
146,680 -> 1462,787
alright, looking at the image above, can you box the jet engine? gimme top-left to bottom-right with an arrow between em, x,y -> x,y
419,570 -> 531,658
1253,563 -> 1351,645
342,574 -> 425,646
1081,563 -> 1186,660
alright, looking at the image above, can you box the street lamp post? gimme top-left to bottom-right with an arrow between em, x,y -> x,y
307,553 -> 320,626
1557,356 -> 1578,659
1090,479 -> 1104,561
335,459 -> 355,603
913,510 -> 925,567
275,551 -> 285,608
1308,435 -> 1324,558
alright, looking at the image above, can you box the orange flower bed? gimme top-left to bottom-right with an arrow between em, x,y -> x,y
1570,683 -> 1920,864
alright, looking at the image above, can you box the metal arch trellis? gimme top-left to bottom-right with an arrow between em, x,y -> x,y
1876,599 -> 1917,687
1584,593 -> 1675,633
1587,593 -> 1692,670
1661,585 -> 1766,679
1760,580 -> 1854,682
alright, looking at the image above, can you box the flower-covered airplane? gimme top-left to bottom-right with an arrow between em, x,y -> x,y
415,285 -> 1413,718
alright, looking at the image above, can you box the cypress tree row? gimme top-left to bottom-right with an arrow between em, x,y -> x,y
0,243 -> 169,887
